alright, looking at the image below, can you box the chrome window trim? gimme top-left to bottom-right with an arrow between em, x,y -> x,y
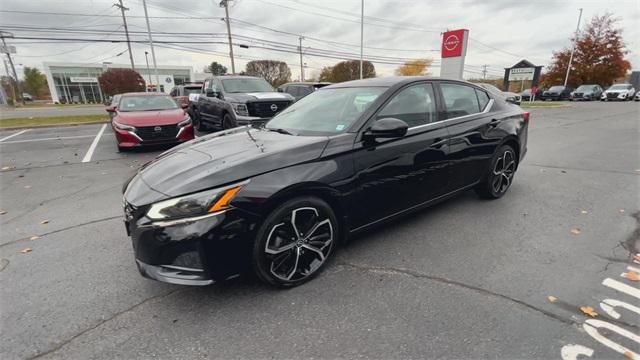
406,98 -> 494,133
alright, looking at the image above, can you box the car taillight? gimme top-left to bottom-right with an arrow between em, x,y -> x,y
523,112 -> 530,122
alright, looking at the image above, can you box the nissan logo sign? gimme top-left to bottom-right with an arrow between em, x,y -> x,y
443,34 -> 460,51
154,126 -> 162,132
270,104 -> 278,112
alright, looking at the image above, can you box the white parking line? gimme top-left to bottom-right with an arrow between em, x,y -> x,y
0,129 -> 29,142
0,135 -> 96,144
82,124 -> 107,163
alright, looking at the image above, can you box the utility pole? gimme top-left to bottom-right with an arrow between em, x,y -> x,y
114,0 -> 135,70
298,36 -> 304,82
2,57 -> 16,104
144,51 -> 152,92
481,64 -> 488,79
142,0 -> 160,91
0,32 -> 23,105
359,0 -> 364,79
564,8 -> 583,87
220,0 -> 235,74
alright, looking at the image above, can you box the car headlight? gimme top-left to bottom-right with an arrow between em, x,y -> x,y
177,117 -> 191,128
230,102 -> 249,116
146,182 -> 247,220
113,121 -> 135,131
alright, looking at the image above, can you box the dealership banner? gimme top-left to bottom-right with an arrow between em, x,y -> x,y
440,29 -> 469,80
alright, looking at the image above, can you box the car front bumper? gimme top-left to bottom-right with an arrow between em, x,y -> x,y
114,124 -> 194,148
126,205 -> 260,285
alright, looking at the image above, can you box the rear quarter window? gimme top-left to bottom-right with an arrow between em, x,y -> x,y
476,89 -> 490,111
440,83 -> 481,119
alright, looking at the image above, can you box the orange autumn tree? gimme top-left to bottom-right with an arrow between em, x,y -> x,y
542,13 -> 631,88
395,59 -> 433,76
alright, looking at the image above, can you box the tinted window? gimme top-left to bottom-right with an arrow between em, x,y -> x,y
549,86 -> 565,92
377,83 -> 437,127
476,89 -> 490,111
203,80 -> 211,92
287,86 -> 300,97
441,83 -> 481,119
299,86 -> 314,96
184,87 -> 201,95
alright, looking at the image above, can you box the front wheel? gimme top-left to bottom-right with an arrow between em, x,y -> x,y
222,113 -> 236,130
252,197 -> 338,287
475,145 -> 517,199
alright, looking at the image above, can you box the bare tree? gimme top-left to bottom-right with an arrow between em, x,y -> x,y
245,60 -> 291,87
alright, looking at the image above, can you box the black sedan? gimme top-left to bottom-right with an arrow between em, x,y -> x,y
123,77 -> 530,287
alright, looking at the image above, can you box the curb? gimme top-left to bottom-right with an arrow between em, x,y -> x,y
0,120 -> 110,131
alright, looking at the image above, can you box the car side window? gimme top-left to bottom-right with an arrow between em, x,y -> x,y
288,86 -> 301,97
441,83 -> 481,119
376,83 -> 437,127
203,80 -> 211,93
476,89 -> 490,111
212,79 -> 222,93
299,86 -> 314,96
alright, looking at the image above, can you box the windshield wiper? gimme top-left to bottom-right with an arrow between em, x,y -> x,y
267,127 -> 297,136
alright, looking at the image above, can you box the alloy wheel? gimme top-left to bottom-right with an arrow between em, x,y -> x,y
264,207 -> 333,281
491,150 -> 515,195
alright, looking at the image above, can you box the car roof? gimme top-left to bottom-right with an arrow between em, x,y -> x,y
209,75 -> 261,80
323,76 -> 480,89
281,82 -> 332,86
120,92 -> 171,96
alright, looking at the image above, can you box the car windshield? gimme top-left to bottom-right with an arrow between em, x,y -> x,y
609,84 -> 631,90
118,95 -> 178,112
184,87 -> 201,95
266,87 -> 386,136
549,86 -> 565,91
521,89 -> 531,94
221,78 -> 274,93
576,85 -> 593,91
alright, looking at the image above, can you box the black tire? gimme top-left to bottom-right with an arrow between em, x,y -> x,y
252,196 -> 338,288
222,112 -> 236,130
475,145 -> 517,199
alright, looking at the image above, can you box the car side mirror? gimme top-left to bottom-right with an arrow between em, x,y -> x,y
180,102 -> 189,109
106,105 -> 116,113
206,89 -> 222,98
364,118 -> 408,140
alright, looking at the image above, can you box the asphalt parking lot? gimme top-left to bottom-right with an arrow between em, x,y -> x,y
1,102 -> 639,359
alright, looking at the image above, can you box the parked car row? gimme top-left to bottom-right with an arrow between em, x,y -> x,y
517,83 -> 637,102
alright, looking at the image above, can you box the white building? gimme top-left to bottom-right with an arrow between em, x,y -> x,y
43,62 -> 194,104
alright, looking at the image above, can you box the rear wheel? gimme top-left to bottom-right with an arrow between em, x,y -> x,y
475,145 -> 517,199
252,196 -> 338,287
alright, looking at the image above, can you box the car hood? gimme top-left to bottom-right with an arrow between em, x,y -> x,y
604,90 -> 626,94
225,92 -> 294,103
116,109 -> 187,126
124,127 -> 329,205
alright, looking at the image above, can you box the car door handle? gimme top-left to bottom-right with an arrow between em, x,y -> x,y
489,119 -> 501,127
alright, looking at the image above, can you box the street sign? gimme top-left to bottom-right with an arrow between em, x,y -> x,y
70,77 -> 98,83
509,67 -> 534,81
0,45 -> 16,54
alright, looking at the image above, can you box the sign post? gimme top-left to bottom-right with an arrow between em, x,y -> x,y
440,29 -> 469,80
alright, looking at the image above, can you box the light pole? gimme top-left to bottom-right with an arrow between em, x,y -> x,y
144,51 -> 152,92
1,31 -> 23,105
142,0 -> 160,91
220,0 -> 235,74
360,0 -> 364,79
298,36 -> 304,82
564,8 -> 583,87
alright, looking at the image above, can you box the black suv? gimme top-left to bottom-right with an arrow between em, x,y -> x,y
194,76 -> 295,131
539,85 -> 573,101
278,82 -> 332,100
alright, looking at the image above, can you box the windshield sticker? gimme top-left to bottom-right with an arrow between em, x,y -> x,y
336,124 -> 346,131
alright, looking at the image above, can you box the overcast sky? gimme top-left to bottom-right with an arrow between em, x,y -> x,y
1,0 -> 638,80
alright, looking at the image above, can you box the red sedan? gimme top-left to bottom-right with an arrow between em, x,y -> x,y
106,92 -> 194,150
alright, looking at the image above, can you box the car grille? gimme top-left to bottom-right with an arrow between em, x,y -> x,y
246,101 -> 291,118
606,92 -> 618,99
574,92 -> 583,97
135,125 -> 179,141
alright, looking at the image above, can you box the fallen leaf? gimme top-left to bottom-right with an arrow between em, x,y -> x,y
547,296 -> 557,302
0,210 -> 6,215
580,306 -> 598,317
40,220 -> 49,224
622,271 -> 640,282
570,228 -> 581,236
24,185 -> 31,189
634,254 -> 640,264
20,247 -> 33,254
1,166 -> 14,171
580,210 -> 588,214
619,209 -> 625,214
30,236 -> 41,241
623,351 -> 633,359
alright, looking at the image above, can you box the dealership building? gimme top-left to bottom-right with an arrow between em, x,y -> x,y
43,62 -> 194,104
